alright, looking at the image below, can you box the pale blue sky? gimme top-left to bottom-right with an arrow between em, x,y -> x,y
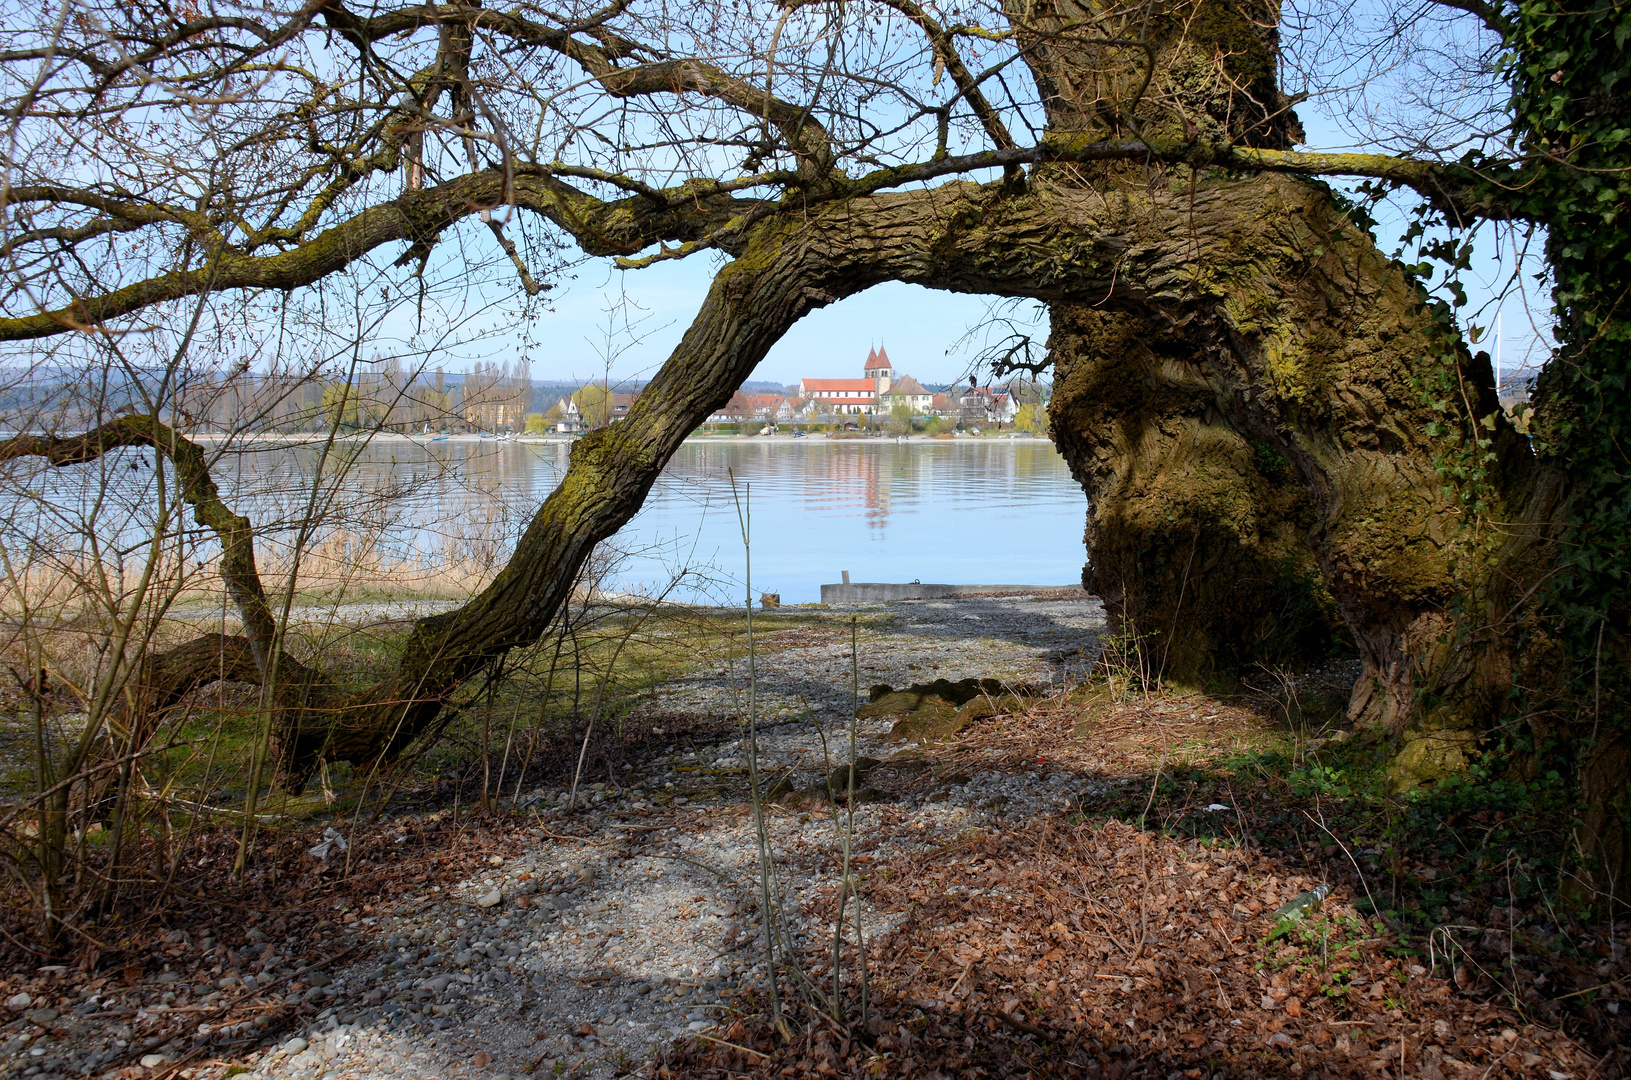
515,257 -> 1037,389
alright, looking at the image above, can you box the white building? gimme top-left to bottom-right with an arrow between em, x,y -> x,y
799,378 -> 879,415
884,374 -> 933,413
554,395 -> 581,433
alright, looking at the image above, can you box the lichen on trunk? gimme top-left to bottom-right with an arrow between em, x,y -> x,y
1037,176 -> 1562,790
1046,305 -> 1349,688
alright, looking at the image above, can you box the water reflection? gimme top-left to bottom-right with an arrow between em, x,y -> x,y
610,440 -> 1086,603
3,437 -> 1089,606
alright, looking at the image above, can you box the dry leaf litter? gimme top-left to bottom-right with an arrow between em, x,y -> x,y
0,597 -> 1622,1080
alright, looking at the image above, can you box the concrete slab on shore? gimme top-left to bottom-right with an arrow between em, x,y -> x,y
820,582 -> 1088,603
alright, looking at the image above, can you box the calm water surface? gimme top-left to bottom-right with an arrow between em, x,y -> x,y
616,439 -> 1087,603
9,437 -> 1090,605
315,438 -> 1089,604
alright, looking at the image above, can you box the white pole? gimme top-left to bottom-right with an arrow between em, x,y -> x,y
1496,311 -> 1503,394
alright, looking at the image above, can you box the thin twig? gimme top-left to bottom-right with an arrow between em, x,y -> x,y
994,1009 -> 1053,1038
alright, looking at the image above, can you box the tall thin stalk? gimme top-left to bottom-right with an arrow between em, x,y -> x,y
481,708 -> 493,812
494,700 -> 520,806
730,471 -> 785,1037
27,660 -> 54,941
236,352 -> 360,877
827,615 -> 870,1024
89,432 -> 175,921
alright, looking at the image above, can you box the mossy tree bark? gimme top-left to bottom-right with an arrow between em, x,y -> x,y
996,0 -> 1563,787
1046,307 -> 1349,687
1018,0 -> 1353,690
1040,209 -> 1563,787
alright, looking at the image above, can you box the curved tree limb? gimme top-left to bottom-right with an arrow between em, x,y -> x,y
283,175 -> 1142,776
0,419 -> 330,776
0,135 -> 1518,343
299,213 -> 854,773
0,167 -> 741,341
136,633 -> 282,713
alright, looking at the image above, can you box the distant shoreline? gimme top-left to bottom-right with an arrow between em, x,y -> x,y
176,431 -> 1059,445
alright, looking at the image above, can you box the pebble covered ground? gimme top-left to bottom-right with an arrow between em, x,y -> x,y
6,593 -> 1620,1079
2,596 -> 1104,1080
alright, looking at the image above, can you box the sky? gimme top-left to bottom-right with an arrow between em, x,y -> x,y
508,257 -> 1039,390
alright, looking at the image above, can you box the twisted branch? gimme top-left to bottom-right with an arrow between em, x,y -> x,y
0,415 -> 279,672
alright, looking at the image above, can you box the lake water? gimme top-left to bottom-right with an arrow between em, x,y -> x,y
611,439 -> 1088,603
5,436 -> 1090,605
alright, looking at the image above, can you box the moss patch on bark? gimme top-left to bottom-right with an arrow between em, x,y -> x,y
1047,305 -> 1349,687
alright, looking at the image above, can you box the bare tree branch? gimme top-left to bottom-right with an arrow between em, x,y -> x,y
0,168 -> 739,341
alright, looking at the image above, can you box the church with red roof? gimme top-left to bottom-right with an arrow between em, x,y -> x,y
798,346 -> 910,416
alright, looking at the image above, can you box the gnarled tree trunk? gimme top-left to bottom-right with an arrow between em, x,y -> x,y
1034,175 -> 1562,783
6,1 -> 1560,803
1046,306 -> 1349,687
1002,0 -> 1564,784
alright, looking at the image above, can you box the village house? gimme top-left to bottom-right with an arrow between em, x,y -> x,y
705,391 -> 799,424
956,382 -> 1018,425
551,387 -> 641,431
884,373 -> 932,413
552,395 -> 581,433
745,393 -> 795,421
707,391 -> 753,423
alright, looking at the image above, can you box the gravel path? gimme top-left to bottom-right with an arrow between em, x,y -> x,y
14,596 -> 1103,1080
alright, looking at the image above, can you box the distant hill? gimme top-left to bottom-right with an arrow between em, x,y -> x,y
527,379 -> 788,412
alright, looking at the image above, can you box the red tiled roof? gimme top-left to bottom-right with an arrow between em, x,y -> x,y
802,378 -> 876,392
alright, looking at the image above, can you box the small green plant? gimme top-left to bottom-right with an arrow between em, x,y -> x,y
1288,762 -> 1356,800
1091,622 -> 1161,702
